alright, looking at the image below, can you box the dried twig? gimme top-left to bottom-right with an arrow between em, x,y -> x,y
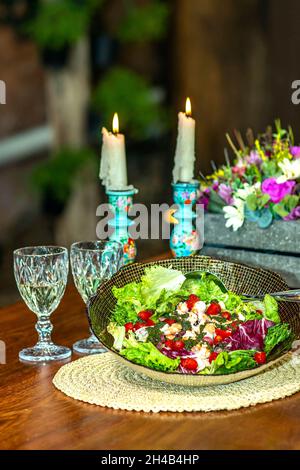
225,133 -> 240,158
246,128 -> 254,147
234,129 -> 246,152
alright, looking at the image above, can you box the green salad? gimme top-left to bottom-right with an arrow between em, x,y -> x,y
107,266 -> 293,375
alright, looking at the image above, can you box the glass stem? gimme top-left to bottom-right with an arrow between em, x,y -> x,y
35,316 -> 53,346
88,327 -> 99,341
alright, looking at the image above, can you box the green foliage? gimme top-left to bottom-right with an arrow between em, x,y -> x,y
246,192 -> 270,211
118,0 -> 169,43
207,189 -> 227,214
92,66 -> 168,139
25,0 -> 101,49
31,147 -> 96,205
273,195 -> 299,218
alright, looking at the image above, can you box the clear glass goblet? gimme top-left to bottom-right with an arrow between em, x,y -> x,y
71,240 -> 123,355
14,246 -> 71,362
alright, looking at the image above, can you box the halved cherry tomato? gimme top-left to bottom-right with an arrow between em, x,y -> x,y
186,294 -> 200,310
206,302 -> 221,316
172,340 -> 185,351
180,358 -> 198,371
165,340 -> 174,349
221,311 -> 231,320
164,319 -> 176,325
138,310 -> 153,321
215,328 -> 232,339
209,352 -> 219,363
214,328 -> 230,339
214,335 -> 223,345
125,322 -> 134,332
146,319 -> 155,327
254,352 -> 266,364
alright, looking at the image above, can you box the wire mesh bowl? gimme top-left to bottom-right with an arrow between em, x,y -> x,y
87,256 -> 300,387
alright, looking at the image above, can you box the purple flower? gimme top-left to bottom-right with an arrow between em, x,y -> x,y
262,178 -> 296,204
212,181 -> 219,191
246,151 -> 262,166
218,183 -> 234,205
283,206 -> 300,221
290,146 -> 300,159
197,188 -> 210,211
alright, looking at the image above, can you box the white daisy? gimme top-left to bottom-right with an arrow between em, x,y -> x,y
223,198 -> 245,231
277,158 -> 300,183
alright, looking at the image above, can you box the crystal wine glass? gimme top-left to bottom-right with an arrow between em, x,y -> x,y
71,240 -> 123,355
14,246 -> 71,362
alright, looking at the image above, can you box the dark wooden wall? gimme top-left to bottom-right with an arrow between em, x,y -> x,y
174,0 -> 300,174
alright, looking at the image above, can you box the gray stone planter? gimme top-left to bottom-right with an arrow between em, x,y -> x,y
202,213 -> 300,287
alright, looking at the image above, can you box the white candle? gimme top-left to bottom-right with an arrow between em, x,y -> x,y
100,113 -> 128,190
172,97 -> 196,183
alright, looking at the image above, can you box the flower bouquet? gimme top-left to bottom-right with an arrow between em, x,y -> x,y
198,121 -> 300,231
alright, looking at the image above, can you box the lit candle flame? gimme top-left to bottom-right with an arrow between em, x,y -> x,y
112,113 -> 119,134
185,97 -> 192,117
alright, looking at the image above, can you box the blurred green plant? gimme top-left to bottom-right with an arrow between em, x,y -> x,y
92,66 -> 168,139
118,0 -> 169,43
31,148 -> 96,212
25,0 -> 102,50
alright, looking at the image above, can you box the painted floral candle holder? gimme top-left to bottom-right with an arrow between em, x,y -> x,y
170,181 -> 201,258
106,188 -> 138,265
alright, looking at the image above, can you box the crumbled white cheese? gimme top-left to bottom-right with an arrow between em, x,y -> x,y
182,330 -> 197,340
135,327 -> 149,342
177,302 -> 188,315
192,301 -> 207,314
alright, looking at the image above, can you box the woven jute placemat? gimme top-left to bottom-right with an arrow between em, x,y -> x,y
53,346 -> 300,413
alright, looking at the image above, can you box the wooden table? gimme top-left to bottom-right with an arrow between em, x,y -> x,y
1,256 -> 300,450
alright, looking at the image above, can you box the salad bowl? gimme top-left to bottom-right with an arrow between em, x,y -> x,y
87,256 -> 300,386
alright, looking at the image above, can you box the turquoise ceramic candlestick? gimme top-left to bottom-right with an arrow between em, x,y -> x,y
106,188 -> 138,265
170,181 -> 200,258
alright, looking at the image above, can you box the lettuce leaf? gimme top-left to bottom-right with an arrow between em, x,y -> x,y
120,339 -> 180,372
107,322 -> 125,351
201,350 -> 257,375
264,323 -> 292,356
140,266 -> 186,306
182,273 -> 227,303
263,294 -> 281,323
111,282 -> 143,325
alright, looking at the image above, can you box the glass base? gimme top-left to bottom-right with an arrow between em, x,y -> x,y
19,343 -> 72,363
73,334 -> 106,355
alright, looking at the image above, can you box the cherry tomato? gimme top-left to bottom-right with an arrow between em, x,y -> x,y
164,319 -> 176,325
186,294 -> 200,310
215,328 -> 232,339
172,340 -> 185,351
133,322 -> 145,331
214,335 -> 223,345
216,328 -> 232,339
254,352 -> 266,364
221,311 -> 231,320
138,310 -> 153,321
125,322 -> 134,332
146,319 -> 155,327
206,302 -> 221,316
180,358 -> 198,371
209,352 -> 219,363
165,340 -> 174,349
